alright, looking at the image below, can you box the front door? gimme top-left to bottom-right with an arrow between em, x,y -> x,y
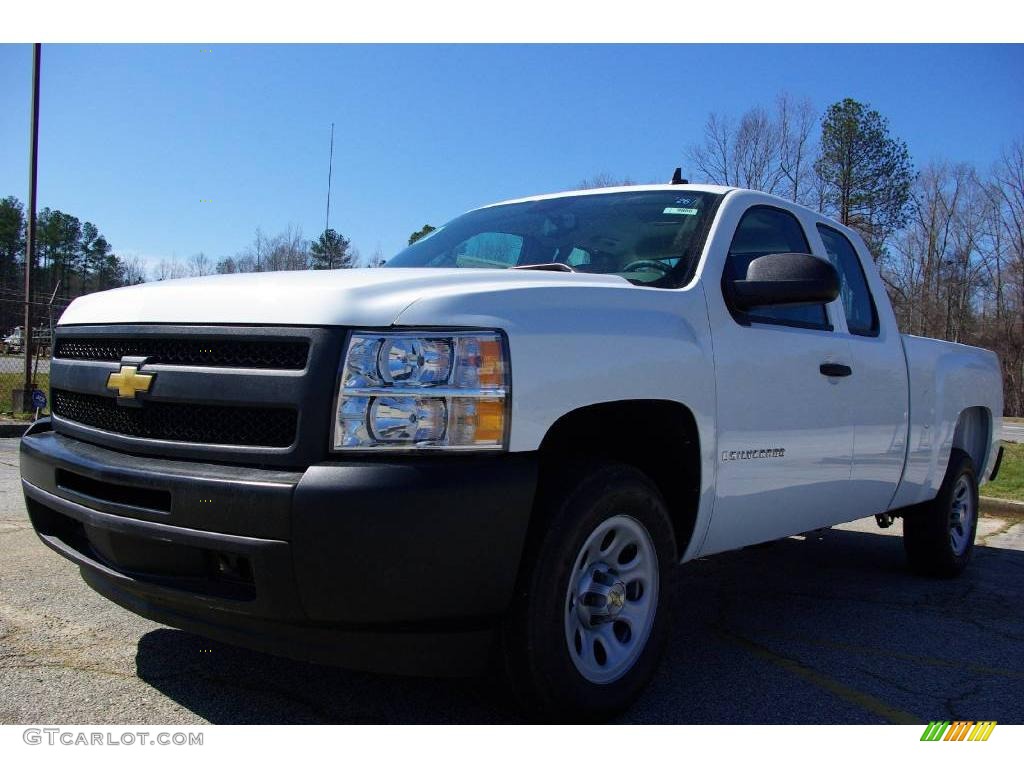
700,203 -> 856,555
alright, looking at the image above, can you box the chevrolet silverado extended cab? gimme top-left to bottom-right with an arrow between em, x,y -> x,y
21,185 -> 1004,719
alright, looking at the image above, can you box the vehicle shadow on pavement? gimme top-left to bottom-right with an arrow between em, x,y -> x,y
134,628 -> 526,724
134,523 -> 1024,724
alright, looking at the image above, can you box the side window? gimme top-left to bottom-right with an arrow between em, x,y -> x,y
451,232 -> 524,268
817,225 -> 879,336
724,206 -> 828,328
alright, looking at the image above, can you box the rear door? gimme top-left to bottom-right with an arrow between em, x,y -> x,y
700,201 -> 857,555
812,223 -> 909,514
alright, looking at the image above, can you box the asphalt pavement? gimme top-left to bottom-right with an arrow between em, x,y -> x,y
1,436 -> 1022,724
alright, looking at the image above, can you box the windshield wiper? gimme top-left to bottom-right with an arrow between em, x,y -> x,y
512,263 -> 576,273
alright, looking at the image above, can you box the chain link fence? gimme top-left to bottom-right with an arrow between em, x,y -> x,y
0,292 -> 70,417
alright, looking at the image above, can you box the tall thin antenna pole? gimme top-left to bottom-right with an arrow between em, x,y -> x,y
325,122 -> 334,233
23,43 -> 41,399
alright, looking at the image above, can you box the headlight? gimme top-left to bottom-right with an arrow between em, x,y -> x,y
333,330 -> 509,451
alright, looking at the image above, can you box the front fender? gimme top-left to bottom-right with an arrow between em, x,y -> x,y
396,281 -> 719,561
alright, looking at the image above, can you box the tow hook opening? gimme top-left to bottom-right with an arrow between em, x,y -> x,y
210,551 -> 254,587
875,513 -> 895,529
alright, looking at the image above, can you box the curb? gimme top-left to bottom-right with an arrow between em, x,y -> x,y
980,496 -> 1024,518
0,423 -> 29,438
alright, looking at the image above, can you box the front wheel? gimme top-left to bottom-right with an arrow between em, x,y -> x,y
903,448 -> 979,578
501,461 -> 676,721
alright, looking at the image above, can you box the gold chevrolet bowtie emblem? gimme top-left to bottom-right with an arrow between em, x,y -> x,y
106,365 -> 154,399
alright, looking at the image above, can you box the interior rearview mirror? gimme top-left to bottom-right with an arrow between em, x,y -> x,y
729,252 -> 840,310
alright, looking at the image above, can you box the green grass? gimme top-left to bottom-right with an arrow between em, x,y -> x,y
0,371 -> 50,416
985,442 -> 1024,502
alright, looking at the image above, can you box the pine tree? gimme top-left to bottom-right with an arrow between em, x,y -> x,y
309,228 -> 353,269
815,98 -> 914,259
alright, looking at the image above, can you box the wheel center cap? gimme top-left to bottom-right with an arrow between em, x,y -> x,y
574,564 -> 628,624
607,583 -> 626,614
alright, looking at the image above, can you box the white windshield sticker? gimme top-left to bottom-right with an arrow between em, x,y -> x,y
663,207 -> 698,216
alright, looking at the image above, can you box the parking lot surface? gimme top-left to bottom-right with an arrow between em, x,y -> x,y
1,436 -> 1022,724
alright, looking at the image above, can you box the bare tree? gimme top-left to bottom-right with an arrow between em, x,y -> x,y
689,112 -> 739,187
776,93 -> 818,205
575,173 -> 635,190
884,163 -> 970,337
871,145 -> 1023,415
688,97 -> 809,196
280,225 -> 309,270
220,226 -> 310,273
227,228 -> 269,272
367,244 -> 386,268
215,256 -> 238,274
985,140 -> 1024,414
187,251 -> 214,277
121,255 -> 146,285
152,257 -> 187,281
252,228 -> 267,272
262,225 -> 309,271
733,107 -> 784,193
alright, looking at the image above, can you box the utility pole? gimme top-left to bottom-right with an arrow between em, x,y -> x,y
17,43 -> 41,411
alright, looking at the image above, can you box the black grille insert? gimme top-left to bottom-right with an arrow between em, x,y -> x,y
52,389 -> 297,448
54,337 -> 309,370
56,469 -> 172,513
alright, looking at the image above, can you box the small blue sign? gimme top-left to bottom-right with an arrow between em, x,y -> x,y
31,389 -> 47,410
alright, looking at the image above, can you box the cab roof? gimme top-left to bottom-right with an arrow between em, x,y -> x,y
477,184 -> 737,210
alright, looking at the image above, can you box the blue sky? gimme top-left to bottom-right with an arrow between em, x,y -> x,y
0,44 -> 1021,270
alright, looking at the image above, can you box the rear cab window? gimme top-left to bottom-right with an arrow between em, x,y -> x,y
816,224 -> 879,337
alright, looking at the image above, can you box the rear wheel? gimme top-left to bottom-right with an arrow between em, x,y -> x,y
502,461 -> 676,721
903,448 -> 978,578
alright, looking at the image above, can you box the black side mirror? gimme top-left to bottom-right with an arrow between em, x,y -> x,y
730,252 -> 840,310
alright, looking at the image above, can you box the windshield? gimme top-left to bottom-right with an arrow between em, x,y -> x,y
385,190 -> 722,288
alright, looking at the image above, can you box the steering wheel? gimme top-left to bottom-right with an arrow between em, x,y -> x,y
621,259 -> 672,276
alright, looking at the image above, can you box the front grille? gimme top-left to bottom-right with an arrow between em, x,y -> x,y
54,337 -> 309,370
52,389 -> 298,448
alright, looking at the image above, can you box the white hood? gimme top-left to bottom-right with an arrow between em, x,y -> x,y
57,268 -> 630,327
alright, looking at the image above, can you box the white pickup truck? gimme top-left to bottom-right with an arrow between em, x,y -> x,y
20,184 -> 1004,720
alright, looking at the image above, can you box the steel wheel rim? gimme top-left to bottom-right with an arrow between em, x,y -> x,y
949,475 -> 974,556
564,514 -> 659,685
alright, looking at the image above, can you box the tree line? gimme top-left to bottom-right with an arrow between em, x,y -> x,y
148,226 -> 387,280
0,196 -> 135,334
0,197 -> 389,334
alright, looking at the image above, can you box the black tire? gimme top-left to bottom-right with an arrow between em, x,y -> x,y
903,448 -> 978,578
501,460 -> 676,721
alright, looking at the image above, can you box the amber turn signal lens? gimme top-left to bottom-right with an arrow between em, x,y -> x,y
477,340 -> 505,390
472,398 -> 505,443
